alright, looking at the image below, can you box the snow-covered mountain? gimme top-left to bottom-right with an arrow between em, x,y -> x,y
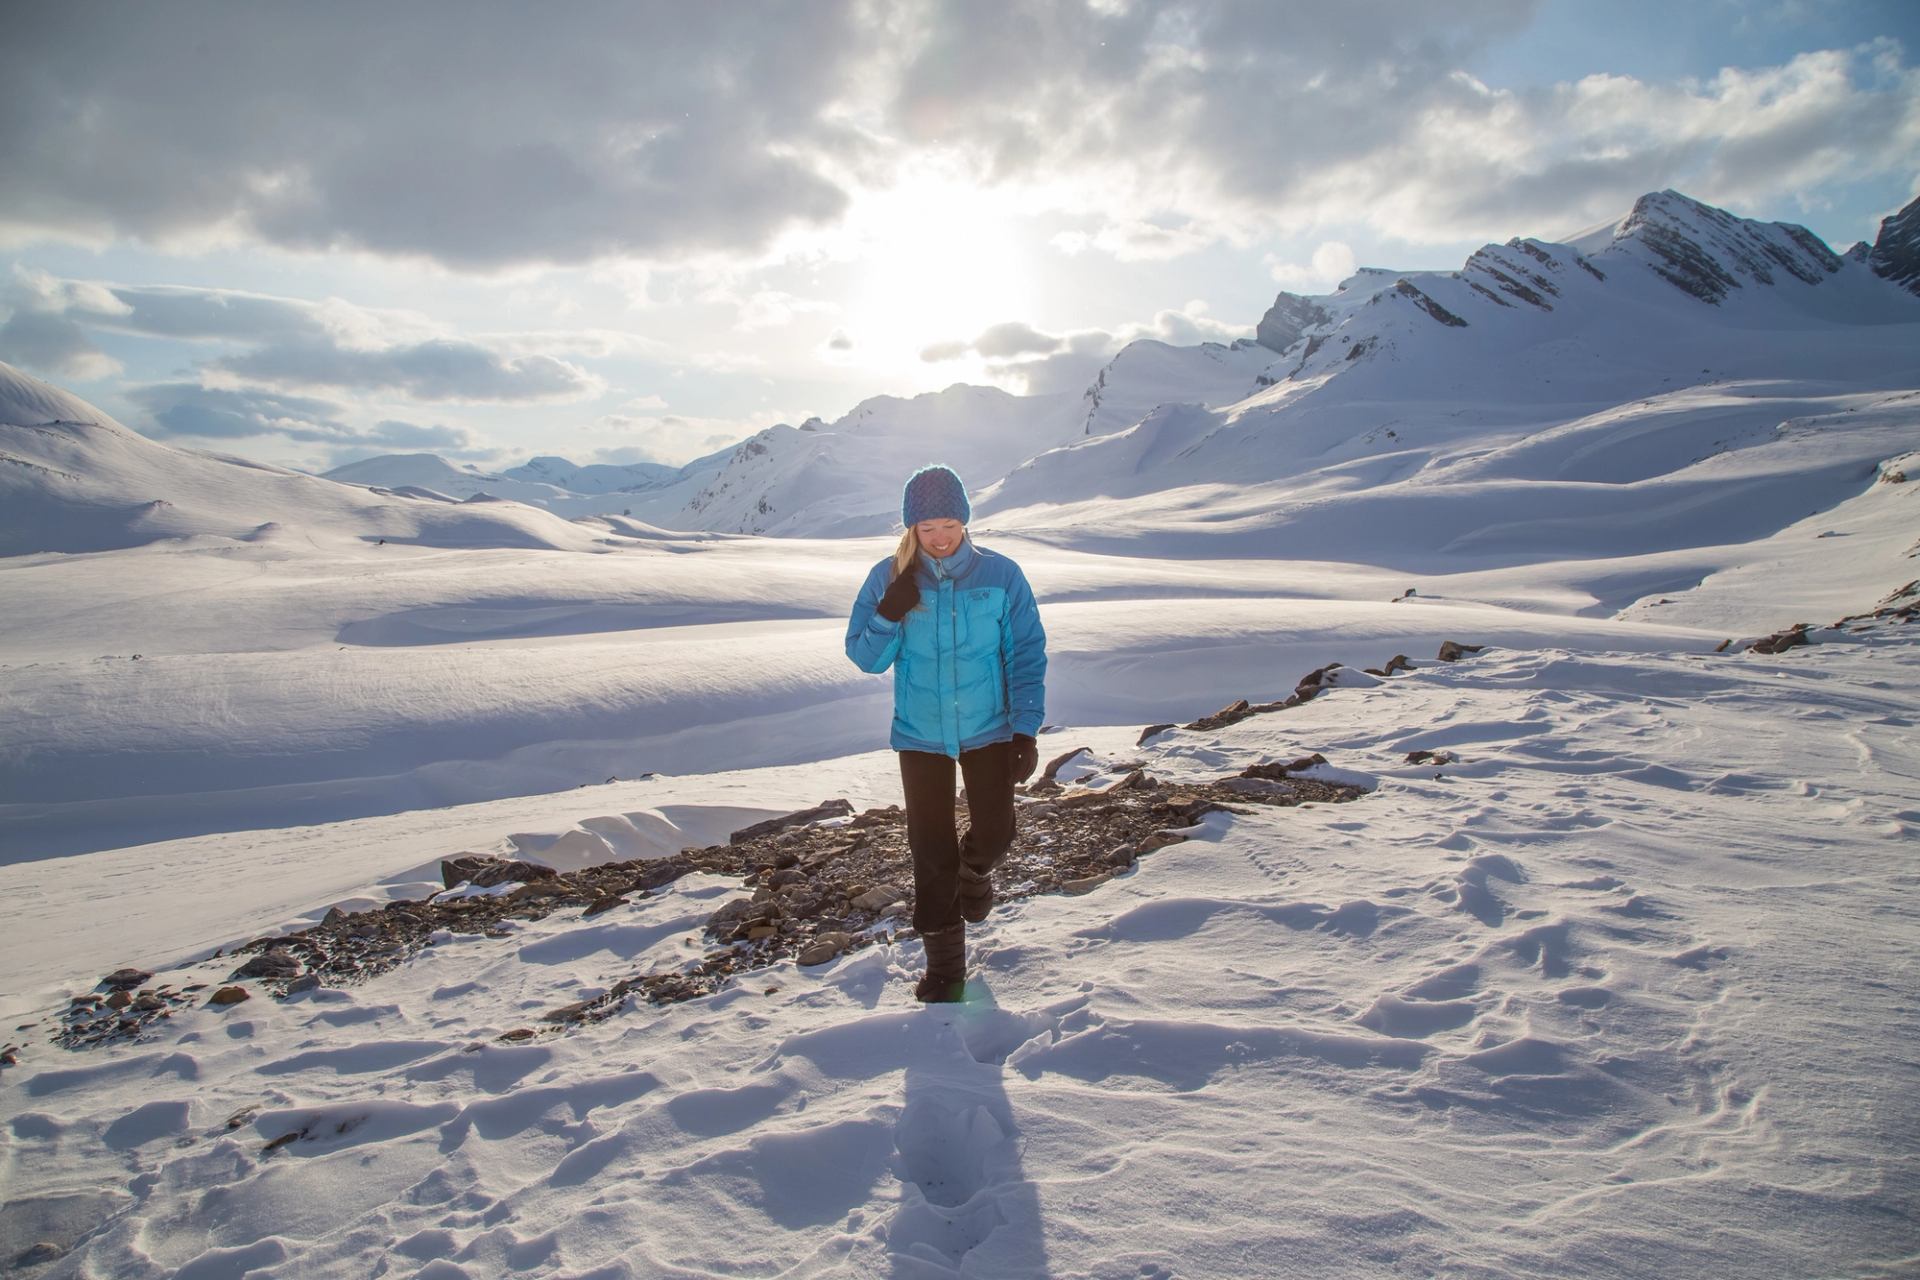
975,190 -> 1920,560
501,454 -> 681,493
0,364 -> 692,557
674,384 -> 1083,536
322,447 -> 733,521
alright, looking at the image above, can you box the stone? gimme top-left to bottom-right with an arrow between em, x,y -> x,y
322,907 -> 349,926
747,926 -> 778,941
285,974 -> 321,996
767,868 -> 807,890
19,1243 -> 62,1265
1136,723 -> 1176,746
103,968 -> 151,989
1437,639 -> 1484,662
1187,699 -> 1253,731
850,884 -> 905,912
1105,844 -> 1137,867
472,860 -> 558,889
583,896 -> 626,918
544,1000 -> 594,1024
133,993 -> 166,1012
1061,873 -> 1114,895
1405,749 -> 1457,766
210,986 -> 250,1006
1749,624 -> 1811,655
499,1028 -> 536,1043
729,799 -> 854,844
439,855 -> 495,889
232,951 -> 302,980
708,898 -> 753,930
1136,830 -> 1190,855
797,932 -> 853,966
104,990 -> 132,1011
1241,754 -> 1327,781
1042,747 -> 1093,781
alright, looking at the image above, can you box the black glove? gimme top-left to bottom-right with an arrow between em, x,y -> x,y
875,570 -> 920,622
1011,734 -> 1038,784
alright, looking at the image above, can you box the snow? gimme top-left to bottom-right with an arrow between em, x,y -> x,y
3,190 -> 1920,1277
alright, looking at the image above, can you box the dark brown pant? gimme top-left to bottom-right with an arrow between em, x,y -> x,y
899,741 -> 1017,933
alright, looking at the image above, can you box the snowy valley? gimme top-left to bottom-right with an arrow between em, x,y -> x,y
2,190 -> 1918,1278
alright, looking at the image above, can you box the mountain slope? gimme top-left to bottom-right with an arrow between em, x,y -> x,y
0,363 -> 664,556
974,192 -> 1920,568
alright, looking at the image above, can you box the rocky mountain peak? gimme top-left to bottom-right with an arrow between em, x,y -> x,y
1866,193 -> 1920,296
1255,291 -> 1333,354
1611,189 -> 1841,304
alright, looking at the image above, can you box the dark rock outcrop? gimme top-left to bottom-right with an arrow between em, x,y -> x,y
1867,193 -> 1920,296
1256,291 -> 1333,354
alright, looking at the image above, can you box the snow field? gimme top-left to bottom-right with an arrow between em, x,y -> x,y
4,636 -> 1917,1277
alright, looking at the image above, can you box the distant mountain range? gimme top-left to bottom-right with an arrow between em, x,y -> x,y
5,188 -> 1917,556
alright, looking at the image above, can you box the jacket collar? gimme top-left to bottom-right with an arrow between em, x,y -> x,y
920,534 -> 976,582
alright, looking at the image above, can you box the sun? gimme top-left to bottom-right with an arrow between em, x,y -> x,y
839,176 -> 1038,377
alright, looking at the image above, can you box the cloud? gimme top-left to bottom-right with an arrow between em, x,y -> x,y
130,383 -> 357,443
825,329 -> 854,351
127,382 -> 485,458
8,270 -> 608,403
216,338 -> 600,403
921,302 -> 1248,394
4,5 -> 1911,278
0,4 -> 870,270
0,309 -> 121,380
1268,241 -> 1358,290
970,321 -> 1063,359
733,289 -> 840,331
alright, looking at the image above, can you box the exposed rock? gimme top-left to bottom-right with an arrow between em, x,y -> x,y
797,933 -> 854,966
1395,279 -> 1470,326
18,1243 -> 62,1266
1187,698 -> 1256,731
1867,193 -> 1920,296
1062,873 -> 1114,895
582,895 -> 627,918
1437,640 -> 1484,662
102,968 -> 150,989
232,951 -> 302,980
730,799 -> 854,844
469,860 -> 557,889
1136,723 -> 1175,746
1241,754 -> 1328,780
1042,746 -> 1093,781
210,986 -> 250,1006
850,884 -> 906,912
1405,749 -> 1458,766
1136,830 -> 1191,855
1748,624 -> 1811,655
499,1028 -> 536,1043
285,974 -> 321,996
1255,291 -> 1332,354
104,990 -> 132,1011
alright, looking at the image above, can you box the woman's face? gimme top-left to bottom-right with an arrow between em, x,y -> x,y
916,518 -> 964,558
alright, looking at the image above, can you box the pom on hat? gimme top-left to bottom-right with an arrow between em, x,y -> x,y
902,465 -> 971,527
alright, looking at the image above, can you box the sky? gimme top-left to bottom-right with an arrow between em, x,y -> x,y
1,0 -> 1916,474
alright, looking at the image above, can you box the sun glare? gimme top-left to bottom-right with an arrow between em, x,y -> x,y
840,177 -> 1036,378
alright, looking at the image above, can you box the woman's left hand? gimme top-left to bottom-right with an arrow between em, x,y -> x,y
1011,734 -> 1038,783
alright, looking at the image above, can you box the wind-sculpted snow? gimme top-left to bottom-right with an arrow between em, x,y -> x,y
5,634 -> 1917,1277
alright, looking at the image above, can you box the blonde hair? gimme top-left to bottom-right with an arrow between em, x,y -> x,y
891,525 -> 920,581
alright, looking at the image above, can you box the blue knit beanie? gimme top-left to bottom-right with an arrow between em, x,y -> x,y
901,464 -> 970,527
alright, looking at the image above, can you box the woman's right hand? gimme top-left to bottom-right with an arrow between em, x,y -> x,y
876,570 -> 920,622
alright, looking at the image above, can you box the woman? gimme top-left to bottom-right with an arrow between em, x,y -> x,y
845,464 -> 1047,1002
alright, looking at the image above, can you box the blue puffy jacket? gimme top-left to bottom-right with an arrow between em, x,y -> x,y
845,537 -> 1047,757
